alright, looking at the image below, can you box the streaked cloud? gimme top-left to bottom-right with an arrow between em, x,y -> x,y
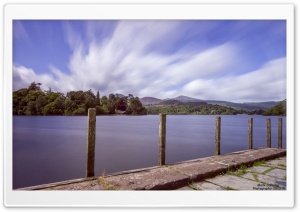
13,20 -> 286,102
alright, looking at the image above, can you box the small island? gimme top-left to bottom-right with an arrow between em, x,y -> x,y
13,82 -> 147,116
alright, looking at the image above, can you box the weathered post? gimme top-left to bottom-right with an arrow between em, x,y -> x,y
278,118 -> 282,149
86,108 -> 96,177
267,118 -> 271,148
215,116 -> 221,155
248,117 -> 253,149
159,113 -> 166,165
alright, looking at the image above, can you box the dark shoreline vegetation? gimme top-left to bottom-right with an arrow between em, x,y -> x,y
13,82 -> 146,116
13,82 -> 286,116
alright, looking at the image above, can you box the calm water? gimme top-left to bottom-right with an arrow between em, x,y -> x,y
13,115 -> 286,189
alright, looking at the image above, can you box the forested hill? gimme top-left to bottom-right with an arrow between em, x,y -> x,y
262,100 -> 286,116
13,82 -> 147,116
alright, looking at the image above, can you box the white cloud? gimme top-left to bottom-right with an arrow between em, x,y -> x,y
13,21 -> 286,103
13,65 -> 54,91
181,57 -> 286,102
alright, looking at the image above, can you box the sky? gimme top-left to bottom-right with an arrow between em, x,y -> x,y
13,20 -> 286,103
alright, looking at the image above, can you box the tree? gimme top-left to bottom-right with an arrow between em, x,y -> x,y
72,107 -> 86,115
13,88 -> 29,115
53,96 -> 65,115
85,95 -> 95,111
64,99 -> 78,115
101,96 -> 108,105
107,94 -> 117,114
28,82 -> 41,91
116,97 -> 127,111
95,91 -> 101,106
35,95 -> 48,115
25,101 -> 37,115
42,102 -> 55,115
263,100 -> 286,116
66,90 -> 85,105
13,82 -> 150,116
127,97 -> 147,115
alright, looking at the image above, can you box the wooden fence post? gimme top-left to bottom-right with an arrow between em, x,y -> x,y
278,118 -> 282,149
159,113 -> 166,165
86,108 -> 96,177
267,118 -> 271,148
215,116 -> 221,155
248,118 -> 253,149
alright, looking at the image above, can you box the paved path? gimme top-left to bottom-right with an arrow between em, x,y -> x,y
19,148 -> 286,191
177,157 -> 286,190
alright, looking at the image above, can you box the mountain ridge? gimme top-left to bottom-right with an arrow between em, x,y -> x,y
140,95 -> 281,111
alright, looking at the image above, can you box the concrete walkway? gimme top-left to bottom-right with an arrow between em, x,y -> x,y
19,148 -> 286,191
177,156 -> 286,190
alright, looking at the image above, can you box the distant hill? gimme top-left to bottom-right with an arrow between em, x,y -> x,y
158,99 -> 182,106
205,100 -> 280,111
172,95 -> 205,103
140,97 -> 162,105
140,95 -> 205,106
141,94 -> 281,111
115,93 -> 125,98
242,101 -> 280,110
262,100 -> 286,116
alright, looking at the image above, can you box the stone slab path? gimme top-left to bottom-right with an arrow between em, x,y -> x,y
177,157 -> 286,190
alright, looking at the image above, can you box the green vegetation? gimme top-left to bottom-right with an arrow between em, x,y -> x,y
98,176 -> 119,190
13,82 -> 147,116
262,100 -> 286,116
226,165 -> 249,177
146,104 -> 240,115
262,167 -> 276,174
252,173 -> 259,182
278,163 -> 286,168
223,186 -> 237,190
253,160 -> 265,167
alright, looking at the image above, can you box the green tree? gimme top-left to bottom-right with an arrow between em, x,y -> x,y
127,97 -> 147,115
13,88 -> 29,115
107,94 -> 117,114
35,95 -> 48,115
72,107 -> 86,115
116,97 -> 127,111
95,91 -> 101,106
64,99 -> 78,115
28,82 -> 41,91
101,96 -> 108,105
25,101 -> 37,115
263,100 -> 286,116
66,90 -> 85,105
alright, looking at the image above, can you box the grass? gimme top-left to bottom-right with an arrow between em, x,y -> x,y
252,173 -> 259,182
262,167 -> 276,174
223,186 -> 237,190
98,171 -> 119,190
253,160 -> 265,167
226,169 -> 235,175
226,165 -> 249,177
278,163 -> 286,168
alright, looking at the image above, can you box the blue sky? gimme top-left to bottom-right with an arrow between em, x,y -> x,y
13,20 -> 286,102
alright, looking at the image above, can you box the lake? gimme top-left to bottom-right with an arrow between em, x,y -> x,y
13,115 -> 286,189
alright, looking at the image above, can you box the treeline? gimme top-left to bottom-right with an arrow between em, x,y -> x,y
262,100 -> 286,116
146,104 -> 266,115
146,104 -> 240,115
13,82 -> 147,116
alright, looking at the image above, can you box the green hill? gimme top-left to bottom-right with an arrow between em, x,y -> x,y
262,100 -> 286,116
